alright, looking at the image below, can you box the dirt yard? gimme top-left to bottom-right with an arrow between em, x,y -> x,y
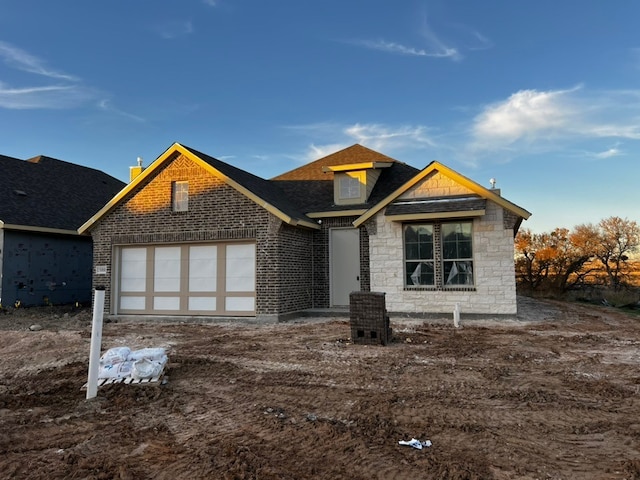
0,297 -> 639,480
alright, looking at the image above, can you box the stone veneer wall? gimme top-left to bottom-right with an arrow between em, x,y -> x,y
368,171 -> 518,316
89,153 -> 311,317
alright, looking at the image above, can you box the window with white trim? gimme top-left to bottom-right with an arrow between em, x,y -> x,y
172,180 -> 189,212
404,221 -> 474,288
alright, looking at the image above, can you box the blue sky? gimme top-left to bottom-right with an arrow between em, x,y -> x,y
1,1 -> 639,233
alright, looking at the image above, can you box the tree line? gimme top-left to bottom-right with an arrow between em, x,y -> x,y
515,216 -> 640,299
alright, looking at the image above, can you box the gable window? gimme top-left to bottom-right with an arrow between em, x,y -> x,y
172,181 -> 189,212
404,221 -> 474,288
339,175 -> 361,200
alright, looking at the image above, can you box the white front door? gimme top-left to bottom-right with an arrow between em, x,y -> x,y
330,228 -> 360,306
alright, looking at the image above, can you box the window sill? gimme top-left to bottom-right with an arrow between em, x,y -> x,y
403,286 -> 476,292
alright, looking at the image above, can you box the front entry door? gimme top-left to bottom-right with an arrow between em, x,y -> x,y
330,228 -> 360,306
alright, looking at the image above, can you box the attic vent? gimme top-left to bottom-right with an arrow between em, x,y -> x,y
13,189 -> 27,196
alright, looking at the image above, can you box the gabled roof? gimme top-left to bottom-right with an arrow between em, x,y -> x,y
272,144 -> 421,214
79,143 -> 320,234
0,154 -> 125,234
353,161 -> 531,227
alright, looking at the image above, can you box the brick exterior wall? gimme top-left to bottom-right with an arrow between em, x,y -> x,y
89,153 -> 315,318
276,222 -> 314,314
368,171 -> 519,317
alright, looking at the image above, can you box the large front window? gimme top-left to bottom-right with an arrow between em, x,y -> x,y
404,221 -> 474,288
442,222 -> 474,286
404,225 -> 434,286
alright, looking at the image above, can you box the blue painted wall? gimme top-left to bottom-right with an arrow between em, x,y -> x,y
0,231 -> 93,307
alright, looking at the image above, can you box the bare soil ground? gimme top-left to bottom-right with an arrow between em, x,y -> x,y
0,297 -> 639,480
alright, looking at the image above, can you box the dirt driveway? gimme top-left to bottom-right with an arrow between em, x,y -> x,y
0,297 -> 639,479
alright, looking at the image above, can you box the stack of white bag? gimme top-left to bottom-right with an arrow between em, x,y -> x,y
98,346 -> 168,381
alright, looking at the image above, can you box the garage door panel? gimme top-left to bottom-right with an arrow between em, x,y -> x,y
120,296 -> 145,310
189,245 -> 217,292
226,296 -> 255,312
154,246 -> 181,292
118,242 -> 255,316
226,244 -> 256,292
121,248 -> 147,292
153,296 -> 180,310
188,296 -> 217,312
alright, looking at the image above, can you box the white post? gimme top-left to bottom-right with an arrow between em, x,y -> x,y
453,303 -> 461,328
86,287 -> 105,400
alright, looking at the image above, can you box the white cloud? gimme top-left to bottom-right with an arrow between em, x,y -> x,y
98,99 -> 145,122
465,87 -> 640,165
0,82 -> 95,109
202,0 -> 217,6
594,147 -> 622,159
303,143 -> 349,162
344,123 -> 437,150
472,88 -> 577,147
0,41 -> 78,81
286,122 -> 438,163
418,15 -> 462,61
156,20 -> 194,39
350,39 -> 457,58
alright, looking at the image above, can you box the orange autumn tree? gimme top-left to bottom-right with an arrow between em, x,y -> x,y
592,216 -> 640,290
515,227 -> 594,293
515,217 -> 640,294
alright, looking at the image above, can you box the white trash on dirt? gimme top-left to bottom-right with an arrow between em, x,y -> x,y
98,361 -> 134,379
398,438 -> 432,450
97,346 -> 168,380
128,347 -> 167,364
100,346 -> 131,365
131,358 -> 165,380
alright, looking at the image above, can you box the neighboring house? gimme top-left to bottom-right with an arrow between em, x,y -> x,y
79,143 -> 530,321
0,154 -> 125,307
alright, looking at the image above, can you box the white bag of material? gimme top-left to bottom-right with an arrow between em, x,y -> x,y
100,346 -> 131,365
127,347 -> 167,363
98,361 -> 134,379
131,358 -> 164,380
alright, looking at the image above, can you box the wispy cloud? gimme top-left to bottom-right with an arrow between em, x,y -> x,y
593,147 -> 623,159
155,20 -> 194,39
98,99 -> 145,122
284,122 -> 438,163
349,39 -> 457,58
418,14 -> 462,61
0,41 -> 78,81
202,0 -> 217,6
0,82 -> 95,109
345,12 -> 464,61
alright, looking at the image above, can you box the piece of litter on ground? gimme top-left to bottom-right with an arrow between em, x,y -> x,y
398,438 -> 432,450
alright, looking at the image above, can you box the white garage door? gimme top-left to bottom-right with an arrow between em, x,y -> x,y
117,242 -> 256,316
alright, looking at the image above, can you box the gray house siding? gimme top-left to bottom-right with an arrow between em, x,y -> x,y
0,230 -> 92,307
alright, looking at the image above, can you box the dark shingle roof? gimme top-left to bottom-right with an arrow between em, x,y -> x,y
385,195 -> 487,216
0,154 -> 125,231
271,144 -> 420,212
182,145 -> 313,224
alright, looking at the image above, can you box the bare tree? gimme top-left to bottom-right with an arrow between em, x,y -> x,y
593,217 -> 640,290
